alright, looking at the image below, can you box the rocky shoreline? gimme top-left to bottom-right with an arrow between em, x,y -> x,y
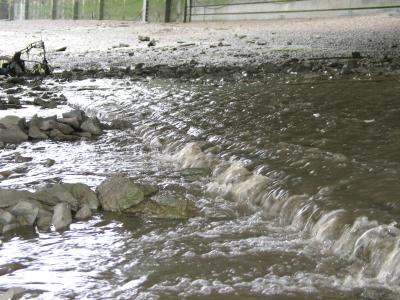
0,174 -> 197,238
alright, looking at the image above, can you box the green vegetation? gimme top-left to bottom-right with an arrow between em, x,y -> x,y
104,0 -> 142,20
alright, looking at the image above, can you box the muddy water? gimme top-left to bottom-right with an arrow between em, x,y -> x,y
1,74 -> 400,299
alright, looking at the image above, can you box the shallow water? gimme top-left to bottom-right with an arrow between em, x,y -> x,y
1,74 -> 400,299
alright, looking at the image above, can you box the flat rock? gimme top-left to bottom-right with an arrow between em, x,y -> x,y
33,184 -> 79,211
33,97 -> 57,109
51,202 -> 72,230
96,175 -> 145,212
49,120 -> 74,135
58,117 -> 80,130
0,189 -> 32,208
125,190 -> 197,219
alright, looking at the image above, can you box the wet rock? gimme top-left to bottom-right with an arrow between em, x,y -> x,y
0,141 -> 4,149
0,116 -> 26,129
51,202 -> 72,230
62,183 -> 99,210
10,201 -> 39,226
0,287 -> 25,300
62,109 -> 86,123
58,117 -> 80,130
110,119 -> 132,130
49,120 -> 74,135
36,211 -> 52,231
97,175 -> 146,212
138,35 -> 150,42
28,117 -> 48,139
45,158 -> 55,167
352,51 -> 363,59
0,189 -> 32,208
34,184 -> 79,211
148,39 -> 157,47
33,97 -> 58,109
7,96 -> 21,108
37,116 -> 57,131
0,210 -> 15,225
125,191 -> 197,219
75,204 -> 92,220
14,153 -> 33,163
0,127 -> 29,144
73,131 -> 92,138
49,129 -> 79,141
81,117 -> 102,135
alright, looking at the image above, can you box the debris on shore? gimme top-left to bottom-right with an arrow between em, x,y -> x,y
0,41 -> 51,77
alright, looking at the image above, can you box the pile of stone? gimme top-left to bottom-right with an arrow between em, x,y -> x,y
0,109 -> 103,145
0,174 -> 197,236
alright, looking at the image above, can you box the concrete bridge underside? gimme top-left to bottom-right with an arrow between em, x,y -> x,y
190,0 -> 400,21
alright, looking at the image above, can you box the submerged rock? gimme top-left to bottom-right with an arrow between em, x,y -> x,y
51,202 -> 72,230
125,191 -> 198,219
81,117 -> 102,135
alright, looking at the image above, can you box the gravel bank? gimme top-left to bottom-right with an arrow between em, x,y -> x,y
0,14 -> 399,75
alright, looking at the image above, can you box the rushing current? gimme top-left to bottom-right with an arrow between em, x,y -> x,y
1,73 -> 400,299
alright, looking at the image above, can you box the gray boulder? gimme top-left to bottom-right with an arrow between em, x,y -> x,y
0,189 -> 32,208
10,201 -> 39,226
28,123 -> 48,139
51,202 -> 72,230
49,120 -> 74,135
62,183 -> 99,210
62,109 -> 86,123
0,209 -> 15,224
33,184 -> 79,211
58,117 -> 80,130
0,116 -> 26,129
49,129 -> 78,141
28,116 -> 48,139
96,175 -> 145,212
36,208 -> 53,231
0,127 -> 28,144
81,117 -> 102,135
75,204 -> 92,219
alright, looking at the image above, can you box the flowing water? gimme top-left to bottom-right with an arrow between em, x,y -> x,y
1,73 -> 400,299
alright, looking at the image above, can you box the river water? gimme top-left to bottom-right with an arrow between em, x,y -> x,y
1,73 -> 400,299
